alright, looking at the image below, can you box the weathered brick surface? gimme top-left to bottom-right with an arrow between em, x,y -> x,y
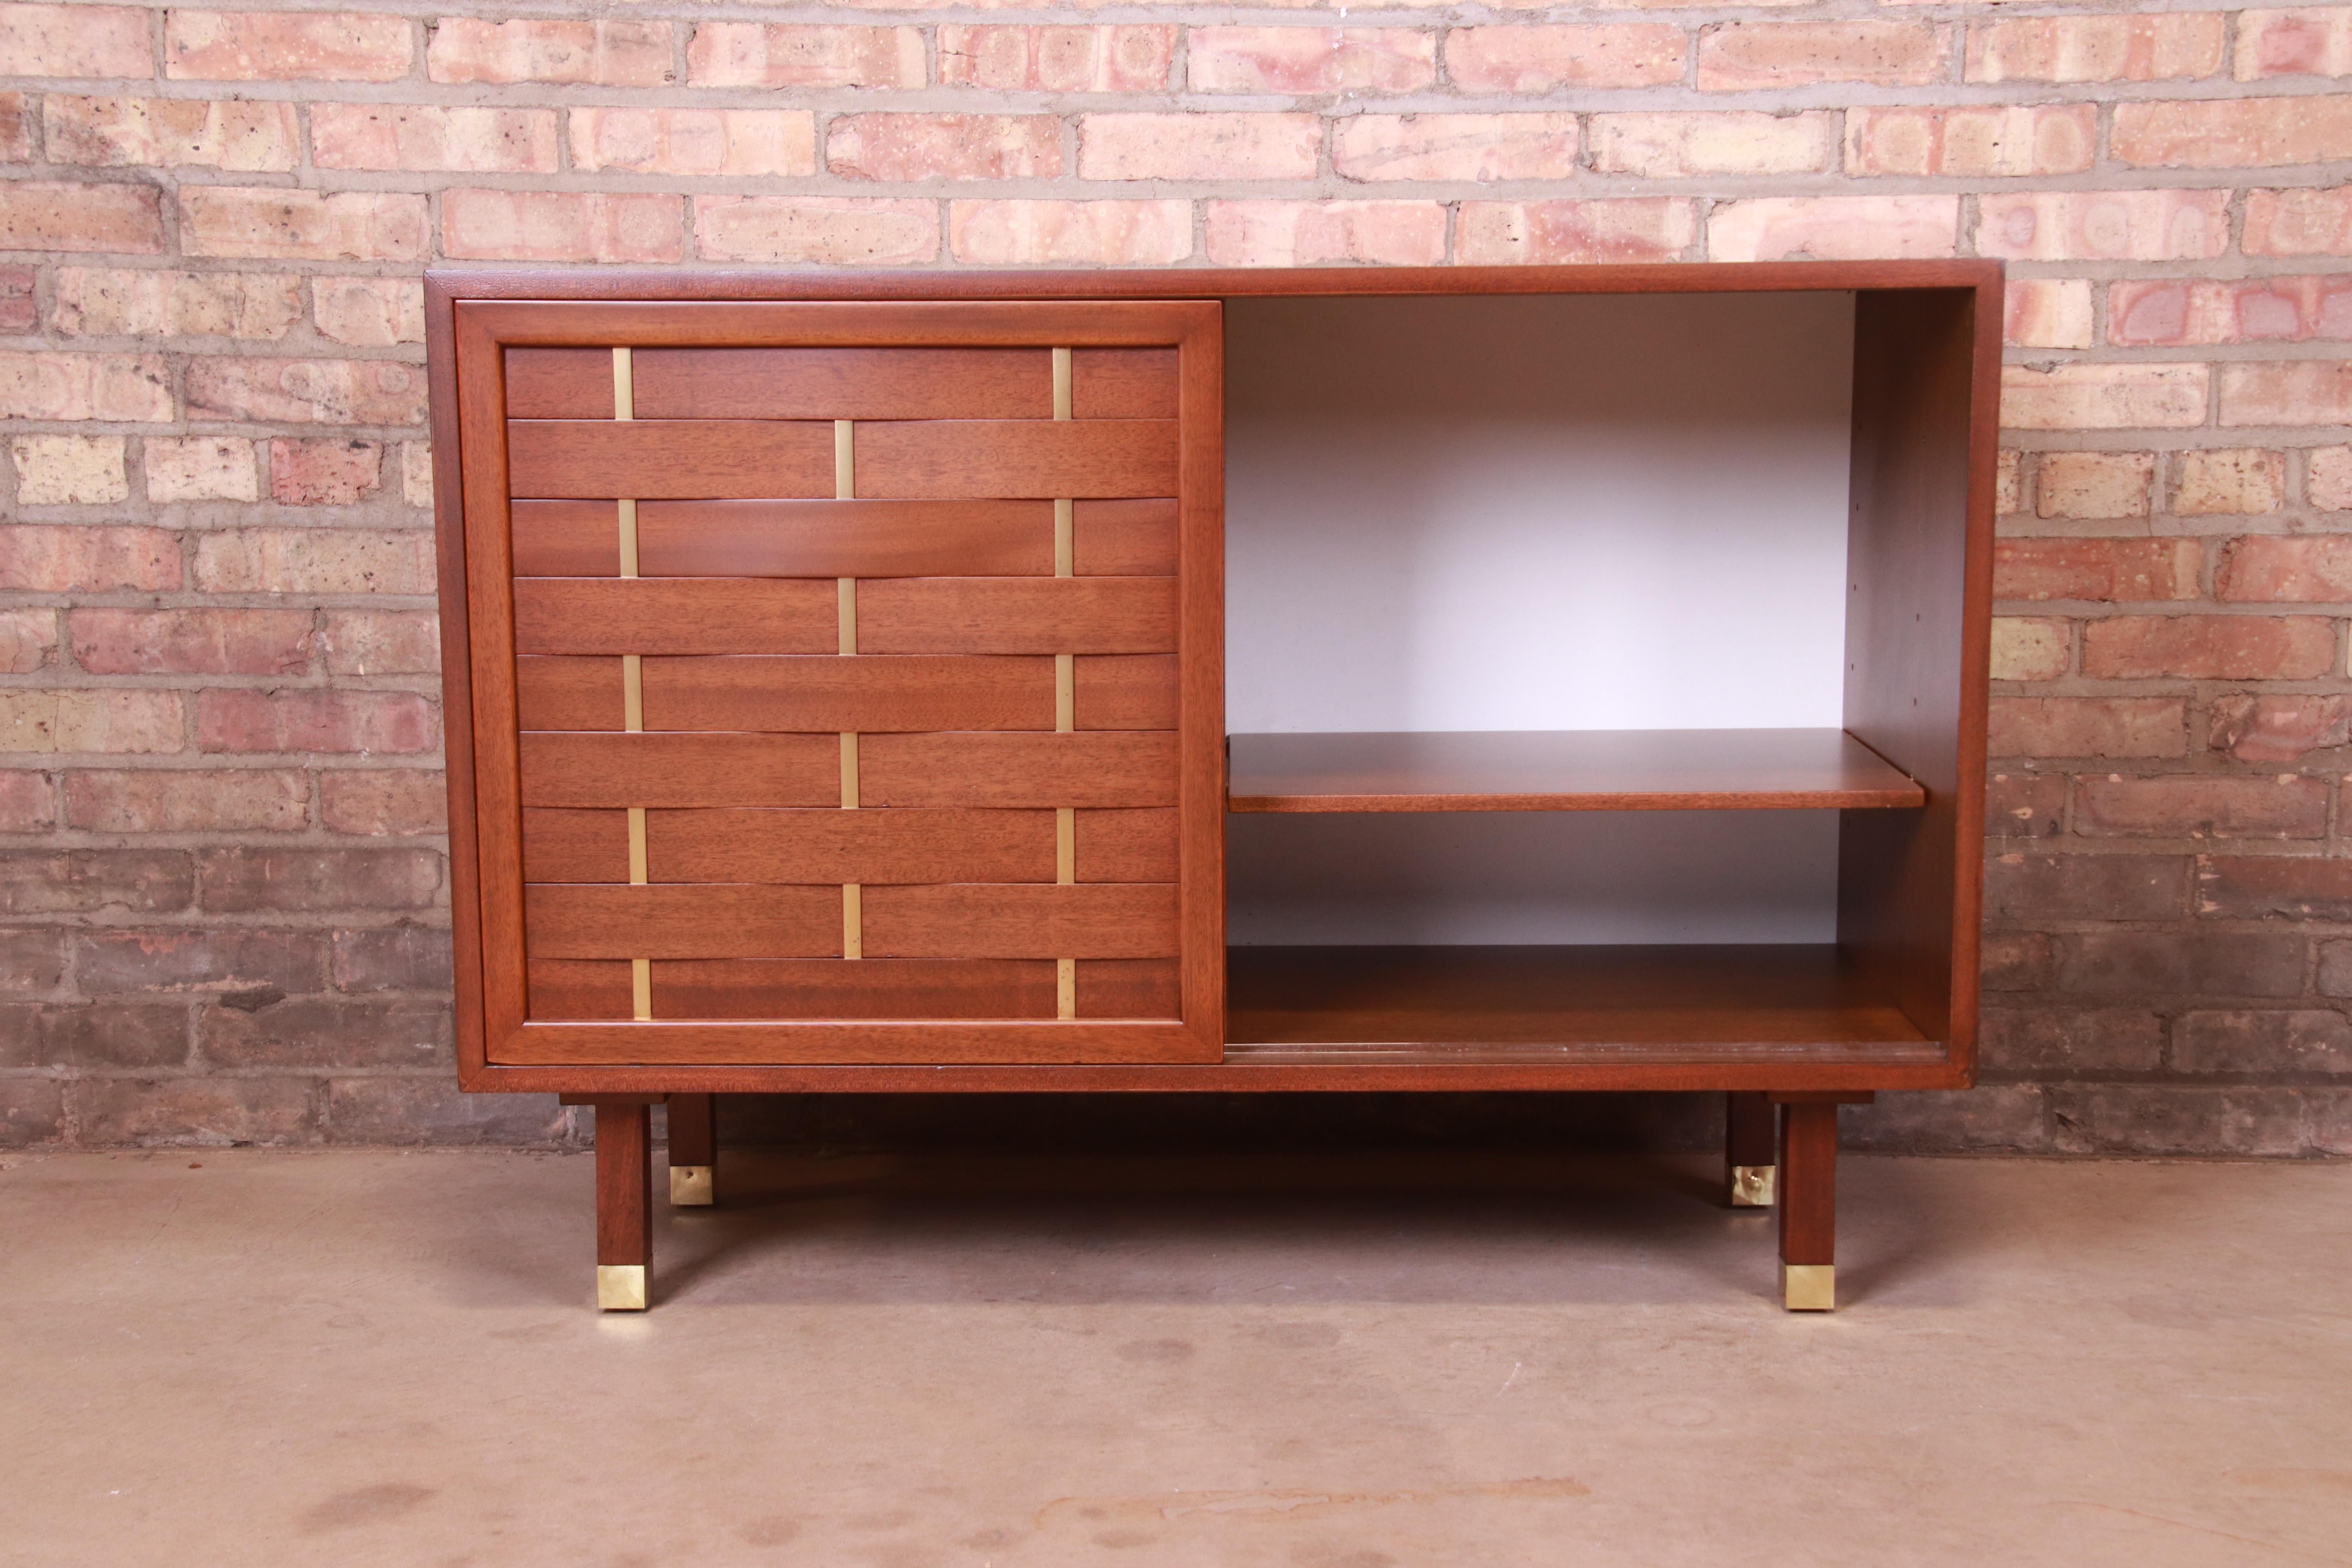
0,0 -> 2341,1157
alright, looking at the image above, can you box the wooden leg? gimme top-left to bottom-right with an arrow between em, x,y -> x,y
1776,1101 -> 1838,1312
1724,1091 -> 1775,1208
667,1092 -> 716,1207
595,1100 -> 652,1311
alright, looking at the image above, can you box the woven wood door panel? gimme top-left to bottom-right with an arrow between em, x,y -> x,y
450,301 -> 1221,1067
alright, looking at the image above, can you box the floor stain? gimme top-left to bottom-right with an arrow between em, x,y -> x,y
298,1482 -> 434,1534
1036,1475 -> 1589,1532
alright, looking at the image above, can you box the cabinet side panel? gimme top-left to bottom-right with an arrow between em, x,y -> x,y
1840,287 -> 1991,1077
429,277 -> 489,1083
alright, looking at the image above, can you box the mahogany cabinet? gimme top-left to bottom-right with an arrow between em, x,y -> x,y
427,262 -> 1999,1313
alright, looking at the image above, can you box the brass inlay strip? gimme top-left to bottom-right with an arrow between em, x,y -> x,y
617,499 -> 639,577
612,347 -> 633,421
1053,350 -> 1076,1018
1054,652 -> 1074,733
842,884 -> 863,960
839,732 -> 859,809
836,576 -> 857,656
614,347 -> 651,1020
631,959 -> 652,1022
621,654 -> 643,731
1056,958 -> 1076,1019
1054,497 -> 1073,577
1056,806 -> 1074,883
1052,346 -> 1072,420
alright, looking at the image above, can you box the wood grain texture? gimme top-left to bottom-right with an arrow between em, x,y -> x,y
1777,1100 -> 1838,1268
1075,654 -> 1179,730
1726,1089 -> 1775,1172
526,959 -> 632,1020
633,347 -> 1052,420
511,500 -> 622,576
508,419 -> 833,499
506,347 -> 613,419
513,577 -> 837,655
647,807 -> 1056,885
526,883 -> 843,958
857,577 -> 1176,655
852,420 -> 1178,499
520,731 -> 841,808
593,1099 -> 651,1267
425,274 -> 487,1080
1072,348 -> 1178,419
636,499 -> 1054,579
521,807 -> 628,882
667,1091 -> 716,1166
652,958 -> 1056,1020
1173,306 -> 1226,1050
1227,729 -> 1925,813
1078,959 -> 1180,1018
863,884 -> 1179,958
1074,499 -> 1178,577
860,732 -> 1177,808
515,656 -> 623,730
641,655 -> 1053,733
1075,808 -> 1178,882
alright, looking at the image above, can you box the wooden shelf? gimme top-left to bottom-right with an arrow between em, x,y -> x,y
1226,945 -> 1936,1064
1226,728 -> 1923,813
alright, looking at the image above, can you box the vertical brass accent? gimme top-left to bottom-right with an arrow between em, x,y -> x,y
837,576 -> 857,656
617,499 -> 639,578
627,806 -> 648,882
842,884 -> 863,960
1056,958 -> 1076,1020
613,345 -> 651,1024
1056,806 -> 1075,883
834,417 -> 861,959
835,418 -> 853,496
1780,1263 -> 1835,1312
630,959 -> 652,1022
839,732 -> 859,809
597,1263 -> 647,1312
621,654 -> 643,732
611,347 -> 633,421
1054,497 -> 1074,577
1052,347 -> 1075,1018
1052,346 -> 1073,419
1055,652 -> 1074,732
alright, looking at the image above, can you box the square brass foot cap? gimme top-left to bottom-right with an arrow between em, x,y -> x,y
1730,1165 -> 1776,1208
597,1264 -> 648,1312
669,1165 -> 714,1207
1780,1263 -> 1835,1312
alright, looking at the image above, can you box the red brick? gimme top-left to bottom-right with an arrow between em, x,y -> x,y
0,5 -> 152,77
1988,697 -> 2188,757
146,436 -> 258,503
1708,196 -> 1958,262
196,690 -> 437,755
2238,9 -> 2352,80
269,438 -> 381,506
192,530 -> 433,595
0,689 -> 183,753
2076,775 -> 2328,839
71,608 -> 311,676
1989,853 -> 2191,921
401,445 -> 432,508
1996,450 -> 2024,515
2313,448 -> 2352,510
9,853 -> 196,917
1336,114 -> 1580,182
2082,615 -> 2336,679
1846,105 -> 2094,178
1458,200 -> 1695,265
0,525 -> 178,591
312,105 -> 559,174
1977,189 -> 2229,262
1965,13 -> 2225,83
828,114 -> 1061,181
947,200 -> 1190,266
45,96 -> 299,171
0,181 -> 162,252
1446,26 -> 1686,92
180,187 -> 426,261
1998,537 -> 2195,599
324,1078 -> 567,1147
318,611 -> 439,675
1188,27 -> 1434,93
938,25 -> 1172,92
70,1077 -> 319,1148
200,996 -> 451,1069
2245,187 -> 2352,256
0,263 -> 32,331
1205,201 -> 1446,267
1990,616 -> 2069,681
1985,773 -> 2069,839
0,607 -> 54,673
686,24 -> 924,89
2217,536 -> 2352,601
0,770 -> 56,831
1591,111 -> 1831,178
65,769 -> 309,832
11,434 -> 127,502
2112,276 -> 2352,345
2176,1009 -> 2352,1075
441,189 -> 683,264
0,352 -> 170,421
2002,364 -> 2207,429
428,17 -> 671,87
165,11 -> 412,82
2176,450 -> 2285,516
696,196 -> 937,266
2220,361 -> 2352,427
2005,279 -> 2094,350
331,927 -> 453,993
2113,96 -> 2352,168
29,1004 -> 186,1069
198,848 -> 441,912
0,90 -> 25,161
1698,21 -> 1946,89
53,267 -> 299,339
1985,1007 -> 2168,1074
313,278 -> 423,349
321,769 -> 446,835
2210,695 -> 2352,761
1078,114 -> 1319,181
568,109 -> 815,178
186,358 -> 425,428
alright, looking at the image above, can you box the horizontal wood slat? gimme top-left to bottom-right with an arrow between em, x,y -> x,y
863,884 -> 1179,959
519,732 -> 840,807
527,958 -> 631,1020
1076,655 -> 1180,730
641,656 -> 1053,733
508,420 -> 833,499
862,732 -> 1177,808
526,884 -> 842,959
1076,808 -> 1179,882
650,958 -> 1056,1020
521,808 -> 627,883
515,655 -> 621,730
1072,349 -> 1178,419
633,348 -> 1052,421
1075,499 -> 1179,576
513,578 -> 837,655
1079,958 -> 1181,1019
511,500 -> 620,576
648,808 -> 1054,884
506,348 -> 612,419
857,578 -> 1176,655
636,500 -> 1054,579
855,421 -> 1178,499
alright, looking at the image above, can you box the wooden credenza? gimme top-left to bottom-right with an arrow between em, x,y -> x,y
427,262 -> 1998,1312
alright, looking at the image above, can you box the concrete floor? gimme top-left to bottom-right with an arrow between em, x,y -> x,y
4,1149 -> 2350,1568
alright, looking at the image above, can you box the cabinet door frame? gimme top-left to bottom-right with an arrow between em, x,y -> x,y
441,299 -> 1224,1074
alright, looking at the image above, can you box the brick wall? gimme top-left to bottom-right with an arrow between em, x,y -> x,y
0,1 -> 2347,1154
